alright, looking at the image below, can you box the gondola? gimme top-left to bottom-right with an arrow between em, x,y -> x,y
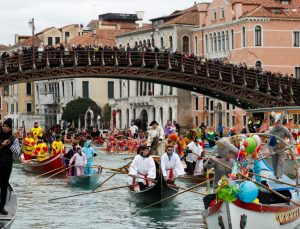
0,184 -> 17,229
20,153 -> 64,174
67,168 -> 102,189
128,156 -> 179,206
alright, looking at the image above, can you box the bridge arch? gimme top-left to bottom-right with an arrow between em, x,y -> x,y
0,50 -> 297,109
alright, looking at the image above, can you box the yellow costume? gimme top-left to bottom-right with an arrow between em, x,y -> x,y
22,137 -> 36,160
51,140 -> 65,156
30,126 -> 43,143
34,142 -> 49,162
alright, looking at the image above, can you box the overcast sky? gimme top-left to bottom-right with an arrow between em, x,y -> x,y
0,0 -> 212,46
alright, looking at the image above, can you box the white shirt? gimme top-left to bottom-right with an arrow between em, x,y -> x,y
128,154 -> 156,184
186,141 -> 203,163
130,125 -> 138,136
69,152 -> 87,166
161,152 -> 185,179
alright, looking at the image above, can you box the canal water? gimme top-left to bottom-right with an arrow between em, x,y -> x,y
10,150 -> 206,229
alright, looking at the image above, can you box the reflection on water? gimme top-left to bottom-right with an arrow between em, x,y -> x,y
10,151 -> 205,229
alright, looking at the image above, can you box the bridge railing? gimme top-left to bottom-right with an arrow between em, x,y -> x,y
0,49 -> 297,104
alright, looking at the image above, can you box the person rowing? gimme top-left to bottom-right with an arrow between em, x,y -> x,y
128,145 -> 156,191
161,144 -> 185,184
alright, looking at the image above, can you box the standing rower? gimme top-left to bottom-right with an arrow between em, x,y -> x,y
30,122 -> 43,143
161,144 -> 185,183
147,120 -> 165,156
128,145 -> 156,191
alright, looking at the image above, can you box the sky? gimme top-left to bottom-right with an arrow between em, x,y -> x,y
0,0 -> 211,46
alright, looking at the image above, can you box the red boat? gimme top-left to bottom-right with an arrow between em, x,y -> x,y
20,153 -> 64,174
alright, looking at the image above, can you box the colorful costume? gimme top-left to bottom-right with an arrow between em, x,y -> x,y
22,137 -> 36,160
83,141 -> 96,175
51,139 -> 65,156
30,126 -> 43,143
34,142 -> 49,162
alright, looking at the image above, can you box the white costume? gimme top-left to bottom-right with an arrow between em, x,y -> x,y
147,126 -> 165,155
186,141 -> 204,175
128,154 -> 156,185
130,125 -> 138,137
161,152 -> 185,180
69,152 -> 87,176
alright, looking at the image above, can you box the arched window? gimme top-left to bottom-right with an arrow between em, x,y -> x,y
135,41 -> 138,48
182,36 -> 190,53
147,39 -> 151,48
119,110 -> 122,129
213,32 -> 217,51
126,109 -> 129,128
159,107 -> 163,126
209,33 -> 213,52
153,107 -> 156,121
255,60 -> 262,70
226,30 -> 229,50
136,81 -> 139,96
169,86 -> 173,95
143,40 -> 147,47
168,107 -> 172,122
169,36 -> 173,51
194,36 -> 198,55
217,32 -> 221,50
255,25 -> 262,46
139,40 -> 142,47
205,34 -> 208,53
242,26 -> 246,47
160,37 -> 164,48
231,29 -> 234,49
133,108 -> 136,120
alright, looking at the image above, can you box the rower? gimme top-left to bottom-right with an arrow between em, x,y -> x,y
147,120 -> 165,156
161,144 -> 185,184
51,135 -> 65,156
35,136 -> 49,162
128,145 -> 156,191
185,138 -> 204,175
82,140 -> 97,175
30,121 -> 43,143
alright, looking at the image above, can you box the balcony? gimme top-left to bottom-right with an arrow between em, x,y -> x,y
129,96 -> 154,106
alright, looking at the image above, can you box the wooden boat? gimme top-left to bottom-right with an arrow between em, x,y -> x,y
202,134 -> 300,229
0,184 -> 17,229
67,169 -> 102,189
20,153 -> 64,174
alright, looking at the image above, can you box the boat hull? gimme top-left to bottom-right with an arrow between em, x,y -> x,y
203,200 -> 300,229
129,174 -> 178,206
21,154 -> 64,174
68,172 -> 102,189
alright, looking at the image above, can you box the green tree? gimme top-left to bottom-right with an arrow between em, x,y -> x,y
101,103 -> 111,128
62,97 -> 101,125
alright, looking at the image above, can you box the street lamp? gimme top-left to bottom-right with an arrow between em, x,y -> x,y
28,18 -> 36,70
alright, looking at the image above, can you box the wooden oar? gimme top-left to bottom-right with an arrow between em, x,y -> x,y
37,165 -> 73,184
92,161 -> 132,192
177,186 -> 206,195
35,166 -> 65,178
210,158 -> 300,207
48,185 -> 129,202
132,178 -> 213,214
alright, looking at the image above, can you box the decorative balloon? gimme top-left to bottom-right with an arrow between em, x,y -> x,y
243,137 -> 257,155
252,134 -> 262,152
238,181 -> 259,203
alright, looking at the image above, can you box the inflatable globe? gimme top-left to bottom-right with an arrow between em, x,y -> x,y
238,181 -> 258,203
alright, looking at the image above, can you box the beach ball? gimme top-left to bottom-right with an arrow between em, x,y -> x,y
244,137 -> 257,155
238,181 -> 259,203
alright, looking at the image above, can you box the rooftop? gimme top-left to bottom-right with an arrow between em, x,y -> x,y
98,13 -> 138,21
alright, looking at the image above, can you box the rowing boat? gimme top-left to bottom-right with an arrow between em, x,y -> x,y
0,184 -> 17,229
20,153 -> 64,174
67,169 -> 102,189
202,133 -> 300,229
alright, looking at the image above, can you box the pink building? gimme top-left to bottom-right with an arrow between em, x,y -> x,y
189,0 -> 300,133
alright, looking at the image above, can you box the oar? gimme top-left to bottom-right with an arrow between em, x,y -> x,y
35,166 -> 65,178
132,178 -> 213,214
48,185 -> 129,202
92,161 -> 132,192
37,165 -> 74,184
210,158 -> 300,207
177,186 -> 206,195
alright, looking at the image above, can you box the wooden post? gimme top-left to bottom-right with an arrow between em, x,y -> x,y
193,59 -> 197,75
114,51 -> 119,66
167,52 -> 172,71
242,68 -> 247,87
288,78 -> 295,103
205,61 -> 210,77
127,51 -> 132,67
230,65 -> 234,83
154,52 -> 159,69
266,73 -> 271,94
87,50 -> 91,66
180,55 -> 185,73
46,51 -> 50,68
18,55 -> 22,72
73,50 -> 78,66
278,74 -> 283,98
218,65 -> 222,80
60,50 -> 64,67
141,52 -> 145,67
101,49 -> 105,66
254,72 -> 259,90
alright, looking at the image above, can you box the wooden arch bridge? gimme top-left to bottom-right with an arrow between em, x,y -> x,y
0,49 -> 298,109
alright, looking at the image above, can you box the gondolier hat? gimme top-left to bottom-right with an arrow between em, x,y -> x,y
3,118 -> 12,129
149,120 -> 159,126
